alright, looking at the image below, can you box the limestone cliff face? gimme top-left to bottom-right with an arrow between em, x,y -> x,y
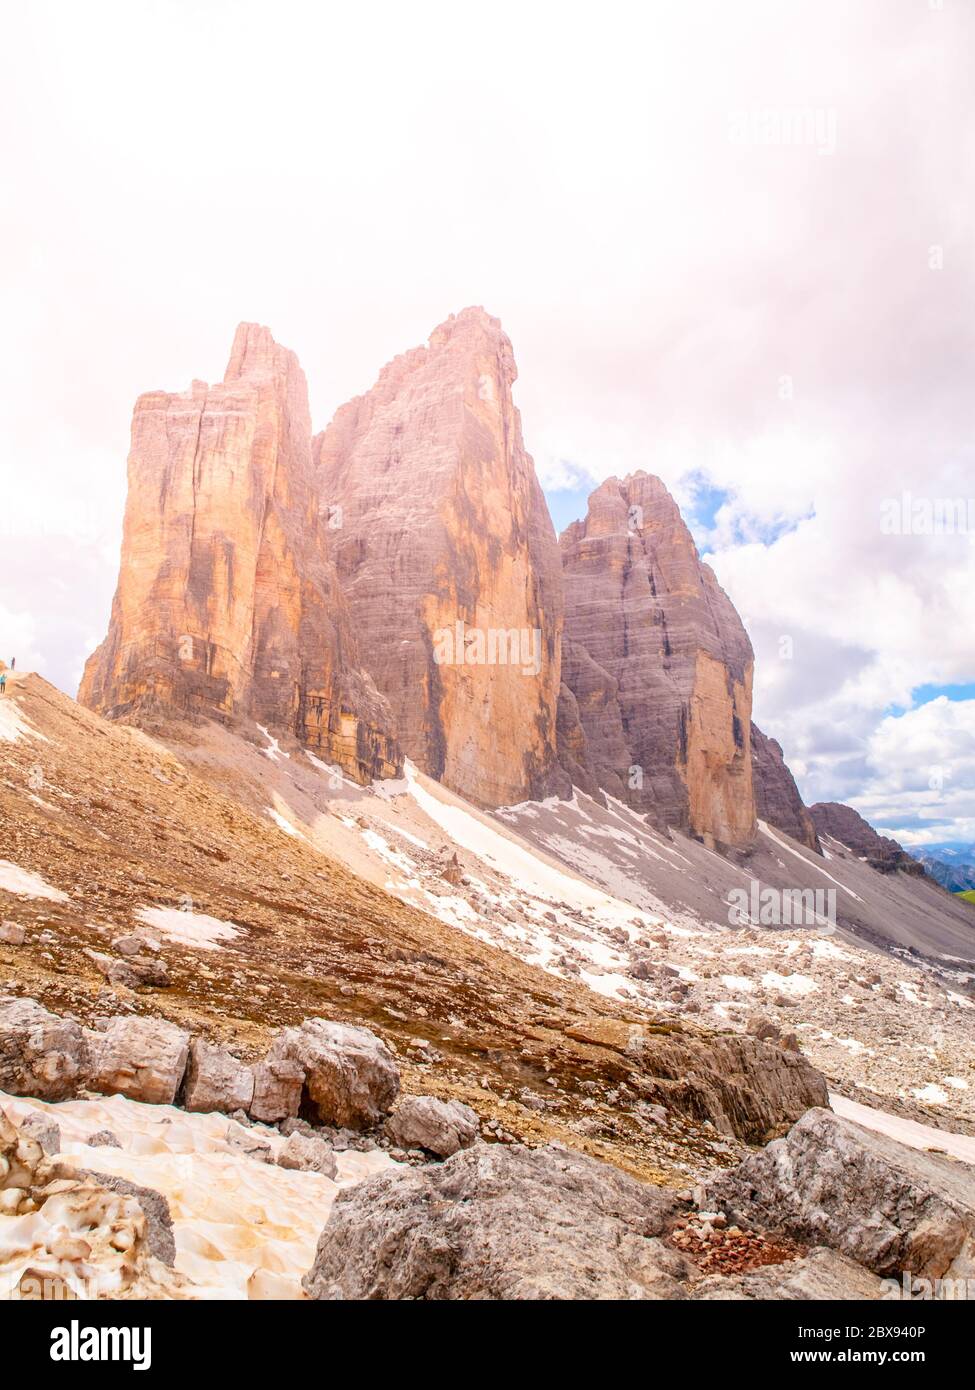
80,325 -> 400,783
559,474 -> 755,847
751,724 -> 821,852
314,307 -> 567,808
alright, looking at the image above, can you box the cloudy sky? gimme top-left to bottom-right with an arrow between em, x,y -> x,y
2,0 -> 973,845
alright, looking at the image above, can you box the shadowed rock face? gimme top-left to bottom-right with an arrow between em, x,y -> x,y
810,802 -> 925,875
559,474 -> 756,847
315,307 -> 568,808
751,723 -> 821,853
79,325 -> 400,784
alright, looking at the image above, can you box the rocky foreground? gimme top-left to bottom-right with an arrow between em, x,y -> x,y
2,999 -> 973,1300
0,673 -> 841,1185
2,676 -> 974,1300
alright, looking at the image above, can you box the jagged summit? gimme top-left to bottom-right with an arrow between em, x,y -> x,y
558,471 -> 756,847
224,321 -> 304,386
315,307 -> 564,808
78,324 -> 399,784
81,314 -> 831,849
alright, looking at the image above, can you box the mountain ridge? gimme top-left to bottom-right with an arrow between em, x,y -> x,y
79,310 -> 843,862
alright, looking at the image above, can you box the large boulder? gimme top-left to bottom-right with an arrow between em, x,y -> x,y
268,1020 -> 399,1130
564,1018 -> 829,1143
20,1113 -> 61,1155
0,998 -> 90,1100
303,1142 -> 691,1300
704,1108 -> 975,1282
277,1131 -> 337,1178
385,1095 -> 479,1157
182,1039 -> 254,1115
84,949 -> 170,991
249,1056 -> 304,1123
80,1170 -> 177,1266
85,1016 -> 190,1106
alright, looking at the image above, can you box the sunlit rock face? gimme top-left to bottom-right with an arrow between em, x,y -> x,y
79,325 -> 400,784
315,307 -> 568,808
559,473 -> 756,848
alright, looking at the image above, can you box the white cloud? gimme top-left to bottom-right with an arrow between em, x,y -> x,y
855,699 -> 975,845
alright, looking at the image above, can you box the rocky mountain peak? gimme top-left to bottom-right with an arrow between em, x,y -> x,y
225,321 -> 299,381
79,325 -> 399,784
558,471 -> 756,847
79,314 -> 826,847
315,308 -> 566,808
810,802 -> 925,875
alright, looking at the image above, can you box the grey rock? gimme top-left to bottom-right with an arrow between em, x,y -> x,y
746,1015 -> 781,1042
315,307 -> 567,808
0,997 -> 90,1100
705,1108 -> 975,1282
628,955 -> 657,981
249,1055 -> 304,1123
0,922 -> 26,946
268,1019 -> 399,1130
279,1116 -> 317,1139
20,1112 -> 61,1155
183,1039 -> 255,1115
751,724 -> 821,853
84,1015 -> 190,1105
277,1130 -> 337,1178
303,1142 -> 689,1300
85,949 -> 170,990
569,1019 -> 829,1143
385,1095 -> 479,1157
111,933 -> 158,957
810,802 -> 924,876
226,1123 -> 272,1164
559,473 -> 755,847
111,957 -> 171,990
81,1170 -> 176,1266
86,1129 -> 122,1148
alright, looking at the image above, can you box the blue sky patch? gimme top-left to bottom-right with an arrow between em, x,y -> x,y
885,682 -> 975,716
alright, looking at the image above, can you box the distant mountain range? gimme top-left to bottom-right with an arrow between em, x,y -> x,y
908,843 -> 975,893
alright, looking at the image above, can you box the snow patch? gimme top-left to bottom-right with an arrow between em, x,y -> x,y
267,808 -> 303,839
0,700 -> 47,745
761,970 -> 818,996
0,860 -> 68,902
829,1093 -> 975,1165
913,1083 -> 949,1105
256,724 -> 289,762
135,906 -> 242,951
0,1088 -> 395,1299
